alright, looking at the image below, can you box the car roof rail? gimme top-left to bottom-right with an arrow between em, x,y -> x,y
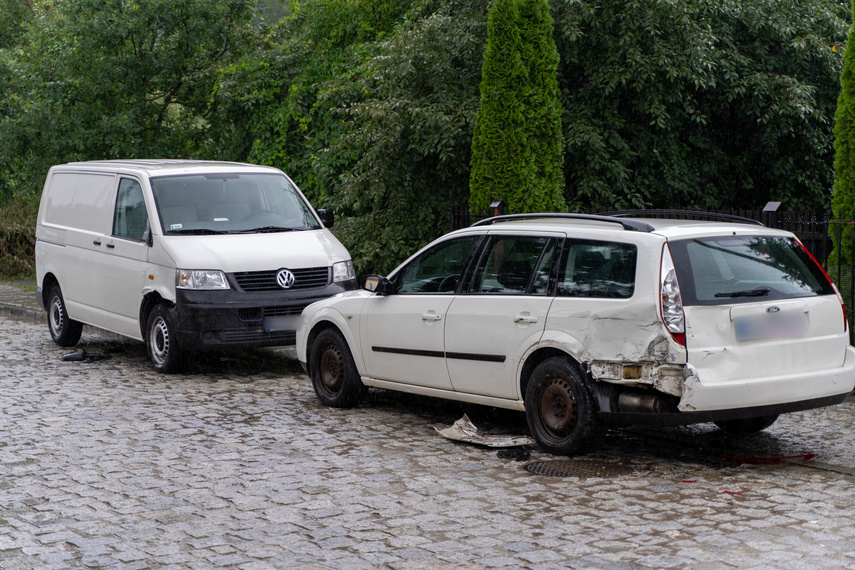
471,213 -> 655,232
600,209 -> 765,227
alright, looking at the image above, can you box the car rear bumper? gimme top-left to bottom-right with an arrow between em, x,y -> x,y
600,345 -> 855,426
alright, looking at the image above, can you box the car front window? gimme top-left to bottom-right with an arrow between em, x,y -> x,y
394,236 -> 481,294
151,173 -> 321,234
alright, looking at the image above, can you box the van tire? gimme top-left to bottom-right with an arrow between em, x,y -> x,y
310,328 -> 364,408
146,304 -> 184,374
714,414 -> 778,434
47,284 -> 83,347
525,357 -> 605,456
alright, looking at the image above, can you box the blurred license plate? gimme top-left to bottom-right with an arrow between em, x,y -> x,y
263,316 -> 299,332
733,313 -> 807,342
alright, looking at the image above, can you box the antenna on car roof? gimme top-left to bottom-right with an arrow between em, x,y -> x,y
471,213 -> 655,232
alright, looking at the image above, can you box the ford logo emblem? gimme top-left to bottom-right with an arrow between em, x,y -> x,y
276,269 -> 296,289
766,306 -> 780,313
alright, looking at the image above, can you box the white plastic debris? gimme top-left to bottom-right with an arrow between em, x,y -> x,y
435,414 -> 534,448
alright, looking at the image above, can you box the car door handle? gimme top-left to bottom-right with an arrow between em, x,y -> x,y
106,243 -> 115,249
92,240 -> 101,246
514,314 -> 538,324
421,312 -> 442,322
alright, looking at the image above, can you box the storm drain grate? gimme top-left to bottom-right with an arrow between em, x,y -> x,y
525,459 -> 635,478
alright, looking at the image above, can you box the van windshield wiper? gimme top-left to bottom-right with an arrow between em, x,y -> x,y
714,287 -> 771,298
167,228 -> 229,235
233,226 -> 298,234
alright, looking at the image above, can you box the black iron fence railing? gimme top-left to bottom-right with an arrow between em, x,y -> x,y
450,206 -> 855,343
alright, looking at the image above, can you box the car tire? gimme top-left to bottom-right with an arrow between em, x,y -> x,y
47,284 -> 83,347
310,327 -> 364,408
525,356 -> 605,456
714,414 -> 779,435
146,304 -> 184,374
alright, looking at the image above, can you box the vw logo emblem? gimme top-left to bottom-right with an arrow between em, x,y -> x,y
766,306 -> 780,313
276,269 -> 295,289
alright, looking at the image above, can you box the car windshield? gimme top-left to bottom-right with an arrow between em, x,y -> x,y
151,173 -> 321,234
669,235 -> 835,305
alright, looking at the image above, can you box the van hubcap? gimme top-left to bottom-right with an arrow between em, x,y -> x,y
150,317 -> 170,365
49,297 -> 63,334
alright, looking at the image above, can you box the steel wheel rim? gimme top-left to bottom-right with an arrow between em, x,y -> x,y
319,344 -> 343,393
49,296 -> 64,335
539,375 -> 578,438
150,316 -> 170,366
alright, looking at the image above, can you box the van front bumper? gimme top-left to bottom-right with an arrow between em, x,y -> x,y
170,280 -> 357,351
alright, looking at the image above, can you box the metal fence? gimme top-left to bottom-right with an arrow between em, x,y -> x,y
450,206 -> 855,342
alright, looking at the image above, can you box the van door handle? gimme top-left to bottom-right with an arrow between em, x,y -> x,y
106,243 -> 115,249
92,240 -> 101,246
421,311 -> 442,322
514,313 -> 538,324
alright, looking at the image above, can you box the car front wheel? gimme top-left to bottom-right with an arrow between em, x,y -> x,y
310,328 -> 364,408
47,284 -> 83,347
525,356 -> 605,456
146,304 -> 184,374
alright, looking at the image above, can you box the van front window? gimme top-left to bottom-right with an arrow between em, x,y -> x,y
151,173 -> 322,234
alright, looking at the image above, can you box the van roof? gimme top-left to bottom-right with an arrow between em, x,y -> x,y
56,159 -> 281,177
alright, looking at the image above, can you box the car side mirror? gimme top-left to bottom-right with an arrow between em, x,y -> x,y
317,209 -> 335,228
142,225 -> 153,247
362,275 -> 394,295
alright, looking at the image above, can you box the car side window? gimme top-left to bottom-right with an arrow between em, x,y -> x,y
557,239 -> 637,298
112,178 -> 148,241
470,236 -> 553,295
395,236 -> 481,294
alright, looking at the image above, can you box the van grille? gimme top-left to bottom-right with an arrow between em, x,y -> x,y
233,267 -> 330,292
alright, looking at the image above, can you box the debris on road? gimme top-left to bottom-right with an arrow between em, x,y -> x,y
435,414 -> 535,448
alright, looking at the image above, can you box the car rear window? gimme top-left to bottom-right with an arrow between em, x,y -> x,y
669,235 -> 835,305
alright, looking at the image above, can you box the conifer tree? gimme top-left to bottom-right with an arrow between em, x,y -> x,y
469,0 -> 565,215
832,1 -> 855,261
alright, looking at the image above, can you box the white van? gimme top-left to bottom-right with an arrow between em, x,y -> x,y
35,160 -> 356,372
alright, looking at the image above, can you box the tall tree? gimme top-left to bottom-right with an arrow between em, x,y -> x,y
832,0 -> 855,261
469,0 -> 565,215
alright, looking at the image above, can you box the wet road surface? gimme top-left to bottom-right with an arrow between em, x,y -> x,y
2,311 -> 855,568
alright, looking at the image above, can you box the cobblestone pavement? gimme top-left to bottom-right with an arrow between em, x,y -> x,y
3,285 -> 855,568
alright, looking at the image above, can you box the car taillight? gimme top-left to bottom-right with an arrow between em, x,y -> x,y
660,244 -> 686,346
797,240 -> 848,333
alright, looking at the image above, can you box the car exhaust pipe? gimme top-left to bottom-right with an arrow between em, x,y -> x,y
618,390 -> 677,414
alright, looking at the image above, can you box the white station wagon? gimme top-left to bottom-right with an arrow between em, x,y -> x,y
296,213 -> 855,455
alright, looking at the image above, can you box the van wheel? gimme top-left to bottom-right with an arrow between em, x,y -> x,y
714,414 -> 779,435
146,305 -> 183,374
47,284 -> 83,347
310,328 -> 364,408
525,357 -> 605,456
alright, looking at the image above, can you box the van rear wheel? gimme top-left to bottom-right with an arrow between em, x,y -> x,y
47,284 -> 83,347
146,304 -> 184,374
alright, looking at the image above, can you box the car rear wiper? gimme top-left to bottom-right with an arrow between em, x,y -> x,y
167,228 -> 229,235
714,287 -> 771,298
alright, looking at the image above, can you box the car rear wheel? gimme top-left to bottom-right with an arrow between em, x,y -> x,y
714,414 -> 779,434
146,304 -> 184,374
525,356 -> 605,456
310,328 -> 364,408
47,284 -> 83,347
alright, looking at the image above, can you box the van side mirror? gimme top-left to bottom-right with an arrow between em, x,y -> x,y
362,275 -> 394,295
317,209 -> 335,228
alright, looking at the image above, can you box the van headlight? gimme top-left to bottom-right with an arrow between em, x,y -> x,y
332,260 -> 355,283
176,270 -> 230,290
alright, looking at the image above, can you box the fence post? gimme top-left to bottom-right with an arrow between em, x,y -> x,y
763,201 -> 781,228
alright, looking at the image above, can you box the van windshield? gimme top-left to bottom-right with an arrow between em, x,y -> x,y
150,173 -> 322,234
669,235 -> 835,305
